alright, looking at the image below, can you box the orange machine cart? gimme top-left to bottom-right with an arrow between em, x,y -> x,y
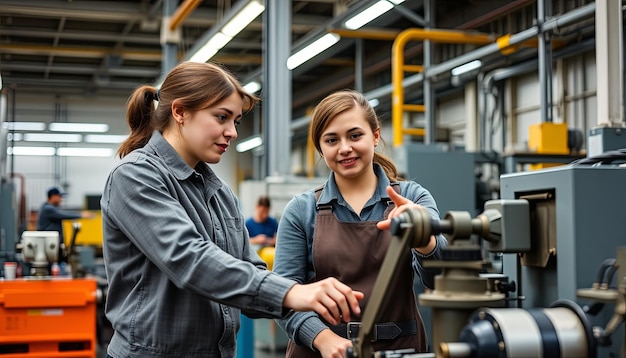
0,277 -> 97,358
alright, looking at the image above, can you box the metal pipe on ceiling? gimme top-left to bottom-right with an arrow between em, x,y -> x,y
424,2 -> 595,80
289,0 -> 536,115
290,2 -> 597,134
169,0 -> 203,31
391,28 -> 496,146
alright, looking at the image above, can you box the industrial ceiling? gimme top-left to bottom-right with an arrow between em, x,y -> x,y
0,0 -> 596,118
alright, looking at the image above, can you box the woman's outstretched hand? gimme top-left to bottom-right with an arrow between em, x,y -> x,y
376,185 -> 417,230
376,186 -> 437,254
284,277 -> 364,325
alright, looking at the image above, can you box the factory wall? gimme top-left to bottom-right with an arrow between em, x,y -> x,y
5,93 -> 241,213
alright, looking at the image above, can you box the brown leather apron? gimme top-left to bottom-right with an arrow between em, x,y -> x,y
285,185 -> 427,357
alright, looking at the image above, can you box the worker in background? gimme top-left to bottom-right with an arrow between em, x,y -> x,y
100,61 -> 363,358
36,186 -> 92,263
273,90 -> 448,357
245,195 -> 278,250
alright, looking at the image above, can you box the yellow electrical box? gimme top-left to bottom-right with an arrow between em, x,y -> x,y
62,211 -> 103,248
528,122 -> 569,170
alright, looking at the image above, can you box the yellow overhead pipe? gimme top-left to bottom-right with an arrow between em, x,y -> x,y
392,28 -> 496,147
329,28 -> 400,41
0,43 -> 267,66
305,107 -> 317,178
169,0 -> 203,31
0,43 -> 162,61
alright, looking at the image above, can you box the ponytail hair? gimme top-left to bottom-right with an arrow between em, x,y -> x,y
373,152 -> 401,182
118,62 -> 258,158
309,89 -> 401,182
117,85 -> 157,157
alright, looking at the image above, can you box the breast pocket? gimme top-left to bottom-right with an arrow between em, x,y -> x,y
221,217 -> 246,257
224,217 -> 243,232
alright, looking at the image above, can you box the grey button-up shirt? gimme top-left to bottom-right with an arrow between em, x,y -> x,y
273,164 -> 447,349
101,131 -> 295,357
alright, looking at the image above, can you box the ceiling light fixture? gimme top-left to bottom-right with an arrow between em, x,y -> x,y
451,60 -> 482,76
57,147 -> 114,157
368,98 -> 380,108
287,33 -> 341,70
7,133 -> 22,141
84,134 -> 128,143
344,0 -> 406,30
243,81 -> 262,94
221,1 -> 265,37
23,133 -> 82,143
7,146 -> 56,156
187,0 -> 265,64
2,122 -> 46,131
236,135 -> 263,153
48,122 -> 109,133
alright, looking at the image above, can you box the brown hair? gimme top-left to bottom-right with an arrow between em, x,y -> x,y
118,62 -> 258,157
309,89 -> 400,181
257,196 -> 271,208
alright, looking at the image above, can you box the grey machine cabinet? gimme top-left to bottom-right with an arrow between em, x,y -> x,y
500,165 -> 625,357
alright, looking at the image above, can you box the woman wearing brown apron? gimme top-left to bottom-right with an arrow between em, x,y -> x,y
273,90 -> 447,358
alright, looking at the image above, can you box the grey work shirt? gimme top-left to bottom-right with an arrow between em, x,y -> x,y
273,164 -> 448,349
101,131 -> 295,358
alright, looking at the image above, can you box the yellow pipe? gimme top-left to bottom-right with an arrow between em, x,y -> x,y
403,64 -> 424,73
0,43 -> 162,61
169,0 -> 203,31
307,133 -> 316,178
403,104 -> 425,112
392,28 -> 496,147
402,128 -> 426,136
329,28 -> 400,41
0,44 -> 268,65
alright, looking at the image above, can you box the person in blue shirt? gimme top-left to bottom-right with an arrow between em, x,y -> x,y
273,89 -> 448,358
37,186 -> 92,263
245,196 -> 278,250
101,62 -> 363,358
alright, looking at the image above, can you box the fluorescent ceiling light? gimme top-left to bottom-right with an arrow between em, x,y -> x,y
84,134 -> 128,143
287,33 -> 341,70
187,0 -> 264,64
221,1 -> 265,37
368,98 -> 380,108
49,122 -> 109,133
236,135 -> 263,152
7,133 -> 23,141
188,32 -> 232,63
344,0 -> 405,30
451,60 -> 482,76
57,147 -> 114,157
23,133 -> 82,142
243,81 -> 261,94
2,122 -> 46,131
7,146 -> 55,156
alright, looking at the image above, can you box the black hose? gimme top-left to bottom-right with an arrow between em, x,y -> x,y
570,148 -> 626,166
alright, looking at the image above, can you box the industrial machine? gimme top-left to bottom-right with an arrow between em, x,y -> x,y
0,231 -> 99,358
346,164 -> 625,358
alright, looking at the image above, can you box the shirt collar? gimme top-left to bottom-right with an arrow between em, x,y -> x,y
318,163 -> 392,205
146,130 -> 217,184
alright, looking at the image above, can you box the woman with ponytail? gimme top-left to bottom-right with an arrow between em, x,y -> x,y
273,89 -> 447,357
101,62 -> 363,358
